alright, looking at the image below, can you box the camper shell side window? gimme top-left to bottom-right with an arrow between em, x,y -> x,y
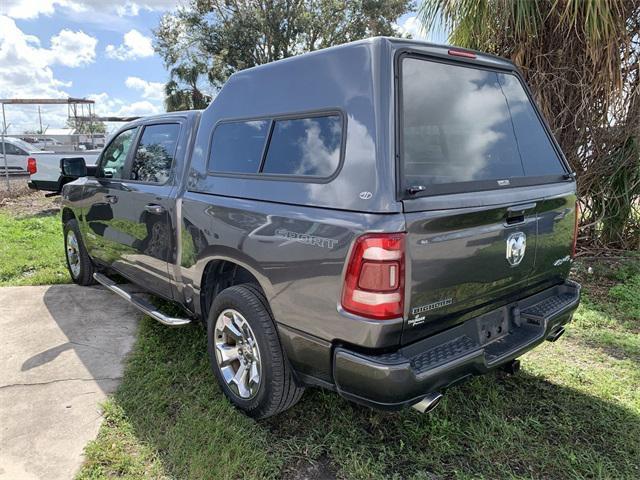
207,110 -> 346,183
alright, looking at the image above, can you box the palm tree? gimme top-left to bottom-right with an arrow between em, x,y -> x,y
164,64 -> 211,112
419,0 -> 640,250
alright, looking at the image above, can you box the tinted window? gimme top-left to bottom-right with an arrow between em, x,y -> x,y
262,115 -> 342,176
7,138 -> 34,152
209,120 -> 269,173
100,128 -> 137,179
130,123 -> 179,183
498,74 -> 566,176
1,143 -> 25,155
401,57 -> 564,192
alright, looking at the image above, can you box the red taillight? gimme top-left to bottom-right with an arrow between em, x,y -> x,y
571,201 -> 580,258
27,157 -> 37,175
448,48 -> 476,59
341,233 -> 405,320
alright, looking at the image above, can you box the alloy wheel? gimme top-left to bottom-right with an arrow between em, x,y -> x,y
66,230 -> 81,278
214,308 -> 262,399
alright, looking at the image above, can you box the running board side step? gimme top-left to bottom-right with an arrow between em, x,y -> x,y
93,273 -> 191,326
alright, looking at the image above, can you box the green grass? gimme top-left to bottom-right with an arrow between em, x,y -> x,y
0,212 -> 70,286
77,258 -> 640,480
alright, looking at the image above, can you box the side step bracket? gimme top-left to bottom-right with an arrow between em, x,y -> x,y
93,272 -> 191,326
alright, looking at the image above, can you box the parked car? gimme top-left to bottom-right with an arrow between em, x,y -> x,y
34,137 -> 63,150
28,150 -> 101,193
0,137 -> 50,174
60,37 -> 581,419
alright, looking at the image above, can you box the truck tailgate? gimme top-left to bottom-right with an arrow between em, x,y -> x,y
401,185 -> 577,345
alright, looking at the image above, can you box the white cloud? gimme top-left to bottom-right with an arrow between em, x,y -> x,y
0,1 -> 176,19
89,92 -> 162,132
0,16 -> 84,132
0,16 -> 158,134
396,13 -> 450,44
105,29 -> 154,61
0,1 -> 68,19
125,76 -> 165,100
50,29 -> 97,67
119,100 -> 161,116
395,15 -> 427,41
90,92 -> 162,117
0,16 -> 68,98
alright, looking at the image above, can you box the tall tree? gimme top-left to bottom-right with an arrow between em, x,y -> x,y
421,0 -> 640,250
66,116 -> 107,134
155,0 -> 413,106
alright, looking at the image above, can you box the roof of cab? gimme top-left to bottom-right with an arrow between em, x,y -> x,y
128,110 -> 202,125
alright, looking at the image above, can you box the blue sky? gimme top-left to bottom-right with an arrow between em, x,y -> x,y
17,10 -> 166,99
0,1 -> 445,134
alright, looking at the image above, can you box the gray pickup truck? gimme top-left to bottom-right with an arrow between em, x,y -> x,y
60,37 -> 580,419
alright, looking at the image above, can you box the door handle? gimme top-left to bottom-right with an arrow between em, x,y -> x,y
144,204 -> 166,214
506,202 -> 536,225
104,194 -> 118,204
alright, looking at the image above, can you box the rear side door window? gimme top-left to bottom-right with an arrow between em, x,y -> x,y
99,128 -> 137,179
129,123 -> 180,183
262,115 -> 342,177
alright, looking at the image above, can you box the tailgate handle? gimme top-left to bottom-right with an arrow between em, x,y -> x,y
506,203 -> 536,225
145,204 -> 166,215
104,194 -> 118,204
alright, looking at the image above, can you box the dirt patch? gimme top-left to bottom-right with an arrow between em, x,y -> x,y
0,175 -> 31,201
0,188 -> 61,217
283,455 -> 338,480
571,256 -> 629,304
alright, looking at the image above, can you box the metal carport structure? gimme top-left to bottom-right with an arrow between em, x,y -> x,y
1,97 -> 95,193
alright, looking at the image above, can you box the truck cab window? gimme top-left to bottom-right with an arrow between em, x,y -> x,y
130,123 -> 180,183
1,143 -> 25,156
100,128 -> 137,179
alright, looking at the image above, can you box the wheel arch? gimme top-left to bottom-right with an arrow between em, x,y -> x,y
61,207 -> 76,224
199,258 -> 269,324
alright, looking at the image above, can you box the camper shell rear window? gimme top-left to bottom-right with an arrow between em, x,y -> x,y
398,54 -> 567,197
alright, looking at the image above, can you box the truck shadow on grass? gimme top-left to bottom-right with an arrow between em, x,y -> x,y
89,318 -> 640,480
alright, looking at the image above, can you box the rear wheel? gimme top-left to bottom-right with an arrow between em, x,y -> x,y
63,219 -> 95,286
207,284 -> 304,419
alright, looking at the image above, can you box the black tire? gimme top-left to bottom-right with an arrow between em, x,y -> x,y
63,218 -> 96,286
207,284 -> 304,419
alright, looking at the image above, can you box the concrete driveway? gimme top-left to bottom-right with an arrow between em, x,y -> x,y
0,284 -> 140,480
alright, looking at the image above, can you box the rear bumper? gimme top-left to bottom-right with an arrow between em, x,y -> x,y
333,280 -> 581,409
28,179 -> 60,192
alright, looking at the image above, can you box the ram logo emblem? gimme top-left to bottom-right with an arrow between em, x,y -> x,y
506,232 -> 526,266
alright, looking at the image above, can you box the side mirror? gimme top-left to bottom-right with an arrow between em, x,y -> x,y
60,157 -> 87,178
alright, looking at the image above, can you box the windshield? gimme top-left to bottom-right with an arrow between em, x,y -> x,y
400,56 -> 565,194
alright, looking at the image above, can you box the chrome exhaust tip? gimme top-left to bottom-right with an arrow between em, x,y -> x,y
547,326 -> 566,342
412,392 -> 443,413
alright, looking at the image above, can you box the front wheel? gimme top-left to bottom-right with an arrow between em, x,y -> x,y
63,219 -> 95,286
207,284 -> 304,419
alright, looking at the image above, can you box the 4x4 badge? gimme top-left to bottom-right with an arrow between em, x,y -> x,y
506,232 -> 526,266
